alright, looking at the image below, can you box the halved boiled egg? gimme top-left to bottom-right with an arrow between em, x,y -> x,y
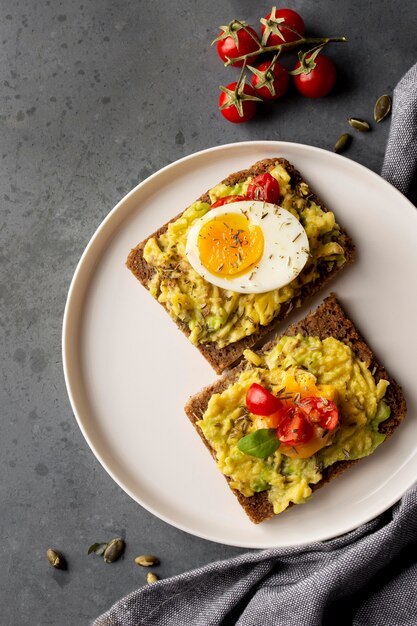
185,200 -> 309,294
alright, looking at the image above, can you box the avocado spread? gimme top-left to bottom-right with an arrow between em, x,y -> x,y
143,164 -> 348,348
197,335 -> 390,515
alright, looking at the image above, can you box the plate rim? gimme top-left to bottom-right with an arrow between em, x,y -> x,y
62,140 -> 417,548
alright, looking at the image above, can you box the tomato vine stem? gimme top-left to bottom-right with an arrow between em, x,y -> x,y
225,36 -> 348,67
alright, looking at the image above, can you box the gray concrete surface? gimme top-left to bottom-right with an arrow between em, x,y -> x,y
1,1 -> 416,623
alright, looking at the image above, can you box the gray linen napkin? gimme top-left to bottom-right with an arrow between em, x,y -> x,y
98,489 -> 417,626
382,62 -> 417,194
94,63 -> 417,626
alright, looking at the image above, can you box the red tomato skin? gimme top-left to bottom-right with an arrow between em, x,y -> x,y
276,396 -> 338,446
246,383 -> 284,416
277,408 -> 314,445
251,61 -> 289,100
262,8 -> 305,46
299,397 -> 339,430
293,55 -> 337,98
218,82 -> 258,124
246,173 -> 280,204
216,26 -> 260,67
211,195 -> 247,208
266,406 -> 293,428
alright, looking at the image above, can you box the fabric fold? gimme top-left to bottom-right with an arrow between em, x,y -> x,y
381,62 -> 417,193
93,489 -> 417,625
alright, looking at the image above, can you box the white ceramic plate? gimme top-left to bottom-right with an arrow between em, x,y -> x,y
63,141 -> 417,548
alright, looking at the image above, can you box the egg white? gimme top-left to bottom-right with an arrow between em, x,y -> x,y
185,201 -> 309,294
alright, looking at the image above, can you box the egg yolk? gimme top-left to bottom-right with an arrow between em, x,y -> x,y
198,213 -> 264,277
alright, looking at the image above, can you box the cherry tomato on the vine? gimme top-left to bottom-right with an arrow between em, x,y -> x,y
246,173 -> 280,204
293,54 -> 336,98
218,81 -> 259,123
246,383 -> 284,416
261,8 -> 305,47
216,21 -> 260,67
211,195 -> 247,208
250,59 -> 289,100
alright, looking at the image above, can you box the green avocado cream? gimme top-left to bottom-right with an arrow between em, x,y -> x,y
143,164 -> 349,348
197,335 -> 390,515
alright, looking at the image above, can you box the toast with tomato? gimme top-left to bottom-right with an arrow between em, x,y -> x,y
127,158 -> 354,373
184,294 -> 406,523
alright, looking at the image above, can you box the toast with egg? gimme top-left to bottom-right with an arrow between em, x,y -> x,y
127,158 -> 355,373
184,294 -> 406,523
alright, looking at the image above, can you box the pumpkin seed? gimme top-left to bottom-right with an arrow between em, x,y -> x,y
47,548 -> 66,570
103,538 -> 125,563
348,117 -> 371,132
334,133 -> 352,154
374,94 -> 391,123
147,572 -> 159,584
134,555 -> 160,567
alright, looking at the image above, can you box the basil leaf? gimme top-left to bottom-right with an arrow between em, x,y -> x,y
237,428 -> 280,459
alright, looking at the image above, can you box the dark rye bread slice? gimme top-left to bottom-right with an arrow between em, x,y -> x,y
184,294 -> 407,524
127,158 -> 355,373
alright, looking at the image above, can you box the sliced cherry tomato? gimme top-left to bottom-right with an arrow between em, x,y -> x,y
261,8 -> 305,47
250,58 -> 289,100
263,406 -> 293,428
211,195 -> 247,209
277,407 -> 314,445
246,173 -> 280,204
218,81 -> 259,124
298,397 -> 339,430
280,430 -> 333,459
215,21 -> 260,67
293,54 -> 336,98
246,383 -> 284,416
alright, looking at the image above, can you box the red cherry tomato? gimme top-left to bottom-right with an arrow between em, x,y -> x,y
246,383 -> 284,416
261,8 -> 305,46
246,173 -> 280,203
265,406 -> 293,428
298,397 -> 339,430
218,81 -> 258,124
251,59 -> 289,100
211,195 -> 247,208
216,22 -> 260,67
277,407 -> 314,445
293,55 -> 337,98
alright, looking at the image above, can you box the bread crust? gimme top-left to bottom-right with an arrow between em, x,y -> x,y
126,158 -> 355,373
184,294 -> 407,524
